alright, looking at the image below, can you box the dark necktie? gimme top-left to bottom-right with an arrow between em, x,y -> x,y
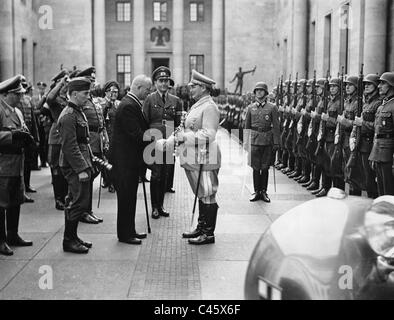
162,94 -> 166,105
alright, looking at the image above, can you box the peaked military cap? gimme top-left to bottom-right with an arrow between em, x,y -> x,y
103,80 -> 120,92
77,67 -> 96,79
68,77 -> 91,93
36,81 -> 47,88
169,78 -> 175,88
152,66 -> 171,81
69,69 -> 81,79
51,69 -> 69,83
0,75 -> 27,94
188,70 -> 216,87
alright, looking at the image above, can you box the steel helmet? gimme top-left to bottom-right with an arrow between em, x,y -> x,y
344,76 -> 359,88
379,72 -> 394,87
254,82 -> 268,94
363,74 -> 380,87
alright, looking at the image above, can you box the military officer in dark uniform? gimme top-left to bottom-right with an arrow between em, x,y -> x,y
58,77 -> 94,254
143,67 -> 183,219
244,82 -> 280,203
46,70 -> 70,211
0,75 -> 35,256
351,74 -> 381,198
76,67 -> 106,224
369,72 -> 394,196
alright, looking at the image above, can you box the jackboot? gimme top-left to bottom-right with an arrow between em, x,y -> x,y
52,174 -> 66,210
250,170 -> 262,202
0,209 -> 13,256
315,188 -> 328,197
6,206 -> 33,247
188,203 -> 217,245
260,190 -> 271,203
63,219 -> 89,254
150,180 -> 160,219
158,178 -> 170,217
183,200 -> 205,239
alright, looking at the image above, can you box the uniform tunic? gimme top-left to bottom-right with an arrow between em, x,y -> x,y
369,95 -> 394,195
0,99 -> 25,208
58,103 -> 93,221
244,99 -> 280,170
177,95 -> 221,202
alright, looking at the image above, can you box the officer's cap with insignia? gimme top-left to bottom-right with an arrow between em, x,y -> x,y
68,77 -> 91,94
188,69 -> 216,88
77,67 -> 96,80
51,69 -> 69,83
0,75 -> 27,94
69,69 -> 81,79
152,66 -> 171,81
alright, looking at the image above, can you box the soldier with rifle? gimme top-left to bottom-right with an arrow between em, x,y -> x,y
311,75 -> 331,198
275,77 -> 284,169
336,71 -> 363,196
323,73 -> 346,191
369,72 -> 394,196
290,78 -> 307,181
280,77 -> 293,174
296,78 -> 313,185
349,73 -> 380,198
286,75 -> 301,179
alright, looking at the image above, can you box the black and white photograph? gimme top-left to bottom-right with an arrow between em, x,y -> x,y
0,0 -> 394,307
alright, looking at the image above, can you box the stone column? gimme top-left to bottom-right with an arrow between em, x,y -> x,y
292,0 -> 307,77
212,0 -> 224,89
93,0 -> 106,84
133,0 -> 145,76
364,0 -> 388,74
0,0 -> 14,79
173,0 -> 184,84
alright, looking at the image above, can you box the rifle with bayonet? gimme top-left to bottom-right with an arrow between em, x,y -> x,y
305,71 -> 317,154
286,73 -> 298,149
296,74 -> 308,145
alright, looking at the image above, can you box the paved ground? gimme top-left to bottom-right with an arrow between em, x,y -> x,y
0,128 -> 315,300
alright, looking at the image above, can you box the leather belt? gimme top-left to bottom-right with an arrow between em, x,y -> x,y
251,127 -> 271,133
89,126 -> 104,133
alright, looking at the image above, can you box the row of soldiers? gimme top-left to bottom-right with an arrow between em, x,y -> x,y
217,69 -> 394,198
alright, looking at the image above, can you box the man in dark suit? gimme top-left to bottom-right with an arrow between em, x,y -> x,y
143,67 -> 183,219
109,75 -> 152,245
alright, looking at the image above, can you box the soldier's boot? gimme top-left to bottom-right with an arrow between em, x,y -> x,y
299,162 -> 311,184
63,218 -> 89,254
87,177 -> 103,223
150,180 -> 160,219
293,158 -> 304,180
0,209 -> 13,256
333,178 -> 345,191
182,200 -> 205,239
188,203 -> 217,245
349,187 -> 362,196
52,174 -> 66,211
315,174 -> 330,198
158,177 -> 170,217
303,164 -> 315,187
250,170 -> 262,202
308,165 -> 322,192
6,206 -> 33,247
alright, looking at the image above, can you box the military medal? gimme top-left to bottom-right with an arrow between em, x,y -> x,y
382,120 -> 386,126
265,115 -> 270,121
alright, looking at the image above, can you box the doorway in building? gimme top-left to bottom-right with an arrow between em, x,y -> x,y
151,58 -> 170,75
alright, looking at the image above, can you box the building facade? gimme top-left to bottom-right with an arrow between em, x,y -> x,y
0,0 -> 393,93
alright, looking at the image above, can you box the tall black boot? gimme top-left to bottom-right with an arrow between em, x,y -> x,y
158,175 -> 169,217
150,180 -> 160,219
260,169 -> 271,203
182,200 -> 205,239
6,206 -> 33,247
188,203 -> 217,245
0,209 -> 13,256
250,170 -> 262,202
52,173 -> 66,210
63,218 -> 89,254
